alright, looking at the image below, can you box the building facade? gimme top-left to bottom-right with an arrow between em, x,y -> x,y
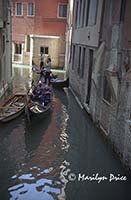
64,0 -> 74,72
0,0 -> 12,98
68,0 -> 131,170
12,0 -> 68,68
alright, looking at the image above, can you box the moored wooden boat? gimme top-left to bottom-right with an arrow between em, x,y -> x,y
0,94 -> 26,123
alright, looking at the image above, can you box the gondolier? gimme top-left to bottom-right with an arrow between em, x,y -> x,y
40,53 -> 45,70
45,57 -> 52,85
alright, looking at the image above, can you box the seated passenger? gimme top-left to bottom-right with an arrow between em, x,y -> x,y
31,83 -> 51,106
31,84 -> 42,103
40,85 -> 51,106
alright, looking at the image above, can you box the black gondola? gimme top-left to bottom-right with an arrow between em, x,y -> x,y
25,81 -> 53,122
25,101 -> 52,122
51,78 -> 69,89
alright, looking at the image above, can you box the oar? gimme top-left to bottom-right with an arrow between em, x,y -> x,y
25,101 -> 31,123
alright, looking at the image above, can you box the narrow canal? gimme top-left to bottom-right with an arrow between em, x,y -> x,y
0,66 -> 131,200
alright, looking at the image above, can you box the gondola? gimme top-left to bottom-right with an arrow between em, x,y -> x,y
51,78 -> 69,89
0,94 -> 26,123
32,64 -> 69,89
25,100 -> 52,122
25,83 -> 52,122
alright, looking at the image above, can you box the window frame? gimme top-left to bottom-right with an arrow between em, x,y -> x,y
15,2 -> 23,16
57,3 -> 68,19
88,0 -> 98,26
15,43 -> 22,55
27,2 -> 35,17
77,46 -> 82,75
81,47 -> 86,78
72,45 -> 76,70
103,76 -> 112,104
40,46 -> 49,55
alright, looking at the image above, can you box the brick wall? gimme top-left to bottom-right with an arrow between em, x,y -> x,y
12,0 -> 68,42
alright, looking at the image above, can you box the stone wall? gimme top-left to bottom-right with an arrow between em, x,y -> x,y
32,36 -> 65,68
67,0 -> 131,170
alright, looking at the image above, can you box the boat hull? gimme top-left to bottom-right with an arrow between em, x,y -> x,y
0,94 -> 26,123
51,78 -> 69,89
25,103 -> 51,122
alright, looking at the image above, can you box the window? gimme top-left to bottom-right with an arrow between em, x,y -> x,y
88,0 -> 98,25
78,46 -> 82,75
15,43 -> 22,54
40,47 -> 49,55
16,3 -> 23,16
120,0 -> 126,22
81,47 -> 86,78
72,45 -> 76,69
75,0 -> 79,28
58,4 -> 67,18
27,3 -> 35,16
103,76 -> 112,103
78,0 -> 82,27
82,0 -> 86,27
85,0 -> 90,26
86,49 -> 93,104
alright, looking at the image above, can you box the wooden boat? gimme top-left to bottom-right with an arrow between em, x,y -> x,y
0,94 -> 26,123
51,78 -> 69,89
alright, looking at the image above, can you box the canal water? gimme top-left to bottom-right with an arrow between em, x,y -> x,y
0,66 -> 131,200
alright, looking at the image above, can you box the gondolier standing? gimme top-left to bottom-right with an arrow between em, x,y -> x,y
40,53 -> 45,70
45,57 -> 52,85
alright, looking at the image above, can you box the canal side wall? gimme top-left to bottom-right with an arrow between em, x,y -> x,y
67,0 -> 131,171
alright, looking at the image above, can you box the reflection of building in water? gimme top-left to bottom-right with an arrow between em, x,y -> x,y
0,0 -> 12,98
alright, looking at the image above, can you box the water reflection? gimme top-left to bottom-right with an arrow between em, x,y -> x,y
13,66 -> 32,93
8,177 -> 61,200
1,91 -> 69,200
24,114 -> 51,155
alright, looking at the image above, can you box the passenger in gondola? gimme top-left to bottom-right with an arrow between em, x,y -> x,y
40,66 -> 46,82
30,82 -> 51,106
30,84 -> 41,102
43,84 -> 51,106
